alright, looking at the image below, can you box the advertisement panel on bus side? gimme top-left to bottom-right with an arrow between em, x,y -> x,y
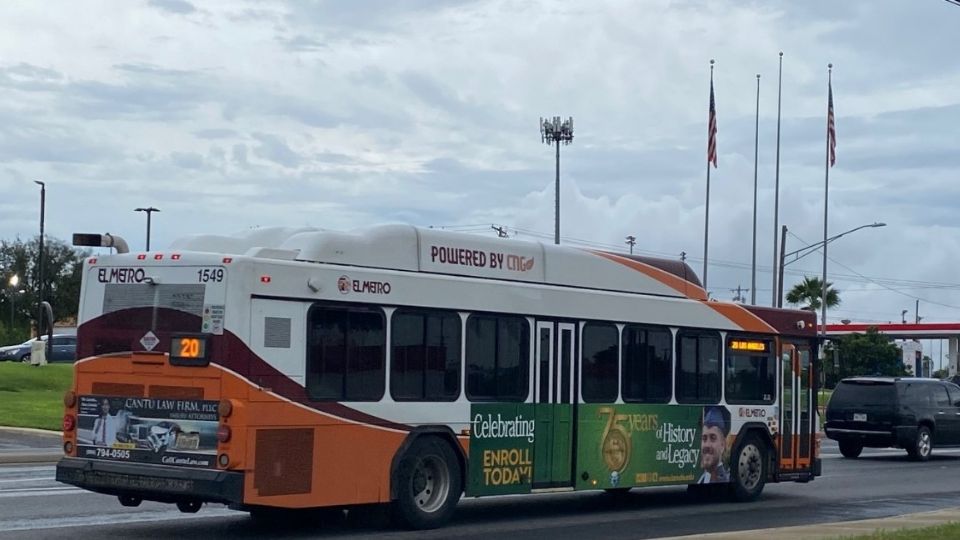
75,395 -> 220,468
467,403 -> 734,496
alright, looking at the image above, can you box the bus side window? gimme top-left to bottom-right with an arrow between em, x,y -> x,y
581,322 -> 618,403
306,305 -> 385,402
390,309 -> 461,401
465,314 -> 529,402
675,331 -> 721,404
622,325 -> 672,403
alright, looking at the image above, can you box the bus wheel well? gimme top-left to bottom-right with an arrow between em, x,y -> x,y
389,428 -> 466,501
732,424 -> 775,476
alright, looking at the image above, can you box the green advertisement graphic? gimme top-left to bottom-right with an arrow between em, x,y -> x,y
467,403 -> 732,495
575,404 -> 730,490
467,404 -> 536,496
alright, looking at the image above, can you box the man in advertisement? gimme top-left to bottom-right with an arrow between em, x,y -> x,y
92,398 -> 131,447
697,406 -> 731,484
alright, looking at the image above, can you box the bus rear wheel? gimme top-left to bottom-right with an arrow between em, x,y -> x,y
730,435 -> 767,502
393,437 -> 462,529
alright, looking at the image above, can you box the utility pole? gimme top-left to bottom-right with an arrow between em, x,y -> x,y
915,299 -> 920,324
491,225 -> 508,238
680,251 -> 687,262
34,180 -> 45,337
625,235 -> 636,255
731,285 -> 749,303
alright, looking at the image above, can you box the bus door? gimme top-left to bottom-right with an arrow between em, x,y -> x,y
779,341 -> 813,474
533,320 -> 576,487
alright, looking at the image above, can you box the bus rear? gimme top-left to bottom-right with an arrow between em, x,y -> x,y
56,235 -> 240,512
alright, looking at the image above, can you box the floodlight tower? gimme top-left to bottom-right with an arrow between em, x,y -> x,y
540,116 -> 574,245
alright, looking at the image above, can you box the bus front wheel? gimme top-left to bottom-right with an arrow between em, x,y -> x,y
393,437 -> 462,529
730,435 -> 767,502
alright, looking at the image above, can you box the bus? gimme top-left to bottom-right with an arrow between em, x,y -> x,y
57,224 -> 820,529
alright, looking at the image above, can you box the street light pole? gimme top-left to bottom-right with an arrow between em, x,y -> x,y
135,207 -> 160,251
33,180 -> 45,337
777,222 -> 885,308
8,274 -> 19,329
540,117 -> 574,245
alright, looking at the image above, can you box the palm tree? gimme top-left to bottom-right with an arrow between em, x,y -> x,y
786,276 -> 840,311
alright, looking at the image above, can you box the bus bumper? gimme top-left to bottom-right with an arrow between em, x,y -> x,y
56,457 -> 244,505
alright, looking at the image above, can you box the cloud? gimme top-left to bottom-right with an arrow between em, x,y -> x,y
1,0 -> 960,332
147,0 -> 196,15
251,133 -> 301,168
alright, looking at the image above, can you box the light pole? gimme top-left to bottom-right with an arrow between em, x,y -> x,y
777,222 -> 886,309
8,274 -> 19,328
34,180 -> 45,337
135,207 -> 160,251
540,116 -> 574,245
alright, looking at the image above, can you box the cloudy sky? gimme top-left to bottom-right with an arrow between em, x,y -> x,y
2,0 -> 959,352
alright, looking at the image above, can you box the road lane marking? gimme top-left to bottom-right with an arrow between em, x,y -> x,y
0,507 -> 240,532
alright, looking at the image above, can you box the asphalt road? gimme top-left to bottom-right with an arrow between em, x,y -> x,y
1,441 -> 959,540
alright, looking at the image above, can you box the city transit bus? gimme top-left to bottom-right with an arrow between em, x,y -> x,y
56,225 -> 820,529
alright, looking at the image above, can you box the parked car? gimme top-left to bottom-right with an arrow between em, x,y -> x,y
825,376 -> 960,461
0,335 -> 77,363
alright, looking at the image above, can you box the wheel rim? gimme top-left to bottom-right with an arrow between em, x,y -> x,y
410,454 -> 450,514
737,443 -> 762,492
918,430 -> 931,457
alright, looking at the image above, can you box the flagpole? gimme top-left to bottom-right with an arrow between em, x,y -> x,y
703,59 -> 715,293
751,73 -> 760,305
821,63 -> 833,341
771,51 -> 783,307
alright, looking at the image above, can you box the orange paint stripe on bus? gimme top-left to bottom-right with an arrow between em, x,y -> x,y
589,251 -> 708,300
703,302 -> 777,333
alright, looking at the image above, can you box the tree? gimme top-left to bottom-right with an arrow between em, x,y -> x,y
786,276 -> 840,311
0,236 -> 88,336
823,327 -> 906,387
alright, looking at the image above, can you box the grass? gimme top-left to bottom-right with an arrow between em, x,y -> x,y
818,388 -> 833,408
0,362 -> 73,431
837,522 -> 960,539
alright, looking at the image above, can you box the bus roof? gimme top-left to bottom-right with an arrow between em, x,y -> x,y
169,224 -> 707,300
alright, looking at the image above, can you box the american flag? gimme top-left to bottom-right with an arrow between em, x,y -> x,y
827,81 -> 836,167
707,80 -> 718,167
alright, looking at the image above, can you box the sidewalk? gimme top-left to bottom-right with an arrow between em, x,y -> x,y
655,507 -> 960,539
0,426 -> 62,464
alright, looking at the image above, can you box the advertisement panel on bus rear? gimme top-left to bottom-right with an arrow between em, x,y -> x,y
75,395 -> 219,468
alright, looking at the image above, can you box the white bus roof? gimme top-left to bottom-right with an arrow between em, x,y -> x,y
169,224 -> 705,300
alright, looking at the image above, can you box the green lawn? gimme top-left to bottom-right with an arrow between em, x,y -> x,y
837,522 -> 960,539
818,388 -> 833,408
0,363 -> 73,431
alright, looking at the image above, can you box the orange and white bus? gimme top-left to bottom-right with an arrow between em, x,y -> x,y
57,225 -> 820,528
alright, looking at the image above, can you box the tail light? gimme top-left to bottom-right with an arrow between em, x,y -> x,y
63,391 -> 77,408
62,414 -> 76,432
218,453 -> 230,468
63,441 -> 74,455
218,399 -> 233,418
216,424 -> 232,443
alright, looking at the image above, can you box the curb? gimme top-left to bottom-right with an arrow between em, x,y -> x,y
0,426 -> 62,437
652,507 -> 960,539
0,450 -> 63,465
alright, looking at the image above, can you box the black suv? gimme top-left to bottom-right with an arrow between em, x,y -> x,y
825,377 -> 960,461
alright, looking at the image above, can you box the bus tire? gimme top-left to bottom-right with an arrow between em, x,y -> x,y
729,435 -> 766,502
392,436 -> 462,529
838,440 -> 862,459
907,425 -> 933,461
